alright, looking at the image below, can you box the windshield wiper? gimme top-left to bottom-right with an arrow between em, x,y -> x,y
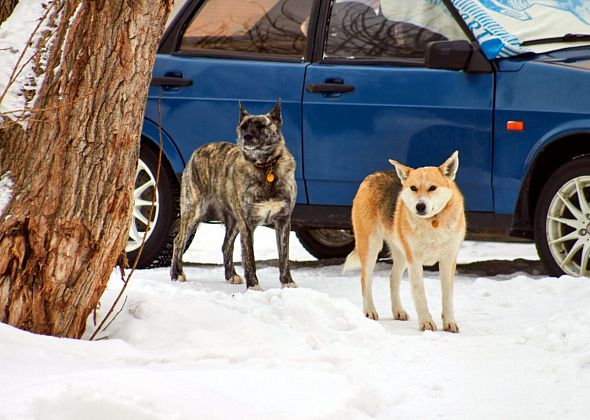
522,33 -> 590,46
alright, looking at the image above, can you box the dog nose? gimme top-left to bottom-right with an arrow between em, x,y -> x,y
244,133 -> 253,142
416,202 -> 426,214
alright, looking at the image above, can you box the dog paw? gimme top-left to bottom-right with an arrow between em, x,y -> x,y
393,309 -> 409,321
227,275 -> 244,284
443,320 -> 460,333
172,273 -> 186,282
281,281 -> 298,288
248,284 -> 263,292
364,310 -> 379,320
419,319 -> 437,331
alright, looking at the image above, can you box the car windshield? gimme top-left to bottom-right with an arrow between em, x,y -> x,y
449,0 -> 590,59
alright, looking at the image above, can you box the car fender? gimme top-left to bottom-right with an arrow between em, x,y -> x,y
141,117 -> 186,177
511,119 -> 590,238
524,119 -> 590,172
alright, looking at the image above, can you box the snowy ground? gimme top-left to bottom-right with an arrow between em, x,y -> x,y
1,224 -> 590,420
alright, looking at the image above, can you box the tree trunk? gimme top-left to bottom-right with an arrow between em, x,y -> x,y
0,0 -> 172,338
0,0 -> 18,25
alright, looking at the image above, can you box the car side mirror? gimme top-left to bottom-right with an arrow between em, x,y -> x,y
425,40 -> 473,71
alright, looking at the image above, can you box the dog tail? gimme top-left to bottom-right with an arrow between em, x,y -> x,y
343,248 -> 361,272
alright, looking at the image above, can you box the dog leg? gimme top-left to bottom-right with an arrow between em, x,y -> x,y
358,234 -> 381,320
388,246 -> 408,321
171,203 -> 201,282
239,224 -> 262,291
222,218 -> 243,284
439,255 -> 459,333
275,217 -> 297,288
407,264 -> 436,331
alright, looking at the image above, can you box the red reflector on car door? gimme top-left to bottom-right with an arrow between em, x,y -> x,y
506,121 -> 525,131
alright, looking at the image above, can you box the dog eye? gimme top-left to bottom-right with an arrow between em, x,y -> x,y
410,186 -> 418,192
428,185 -> 437,192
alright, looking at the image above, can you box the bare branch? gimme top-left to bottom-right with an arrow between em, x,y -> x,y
0,1 -> 58,107
89,91 -> 165,341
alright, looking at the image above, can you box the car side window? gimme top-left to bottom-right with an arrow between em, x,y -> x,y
179,0 -> 314,59
324,0 -> 469,61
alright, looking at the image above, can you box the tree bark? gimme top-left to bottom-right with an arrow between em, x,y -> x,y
0,0 -> 172,338
0,0 -> 18,25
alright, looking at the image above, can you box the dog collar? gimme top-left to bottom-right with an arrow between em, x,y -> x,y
254,155 -> 281,183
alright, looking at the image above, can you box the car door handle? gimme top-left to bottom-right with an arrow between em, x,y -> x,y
150,76 -> 193,87
306,83 -> 355,94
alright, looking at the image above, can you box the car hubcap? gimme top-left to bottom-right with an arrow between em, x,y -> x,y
126,159 -> 159,252
546,175 -> 590,276
308,228 -> 354,247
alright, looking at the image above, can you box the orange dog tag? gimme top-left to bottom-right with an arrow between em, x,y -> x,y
266,171 -> 275,183
432,219 -> 439,228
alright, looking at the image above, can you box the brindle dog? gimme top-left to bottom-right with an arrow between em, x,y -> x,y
170,100 -> 297,290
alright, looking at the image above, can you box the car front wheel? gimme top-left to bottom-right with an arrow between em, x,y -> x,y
535,157 -> 590,277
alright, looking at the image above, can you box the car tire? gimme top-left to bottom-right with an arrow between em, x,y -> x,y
126,144 -> 179,268
295,227 -> 391,260
295,227 -> 355,259
535,157 -> 590,277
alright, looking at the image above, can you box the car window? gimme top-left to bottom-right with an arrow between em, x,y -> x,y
178,0 -> 314,58
324,0 -> 469,61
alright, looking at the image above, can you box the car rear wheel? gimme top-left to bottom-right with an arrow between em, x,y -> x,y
295,228 -> 355,259
535,157 -> 590,277
126,145 -> 178,268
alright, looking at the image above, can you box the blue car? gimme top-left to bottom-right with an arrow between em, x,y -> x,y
128,0 -> 590,277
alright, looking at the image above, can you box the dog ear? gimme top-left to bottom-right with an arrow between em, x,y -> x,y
439,150 -> 459,181
239,101 -> 249,123
268,99 -> 282,125
389,159 -> 412,182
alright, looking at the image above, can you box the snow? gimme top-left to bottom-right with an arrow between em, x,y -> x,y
1,224 -> 589,419
0,0 -> 57,126
0,172 -> 13,217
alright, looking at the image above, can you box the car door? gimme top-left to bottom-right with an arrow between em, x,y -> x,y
302,0 -> 494,211
144,0 -> 316,203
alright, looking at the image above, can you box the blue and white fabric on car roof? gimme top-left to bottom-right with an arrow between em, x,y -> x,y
450,0 -> 590,59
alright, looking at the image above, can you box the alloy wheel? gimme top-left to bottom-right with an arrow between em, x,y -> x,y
546,175 -> 590,276
126,158 -> 160,252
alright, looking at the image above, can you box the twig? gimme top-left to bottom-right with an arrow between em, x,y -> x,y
89,89 -> 165,340
101,295 -> 128,332
0,1 -> 58,105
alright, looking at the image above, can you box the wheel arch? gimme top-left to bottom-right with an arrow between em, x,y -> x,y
128,127 -> 184,268
141,117 -> 186,178
124,120 -> 185,268
512,129 -> 590,240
